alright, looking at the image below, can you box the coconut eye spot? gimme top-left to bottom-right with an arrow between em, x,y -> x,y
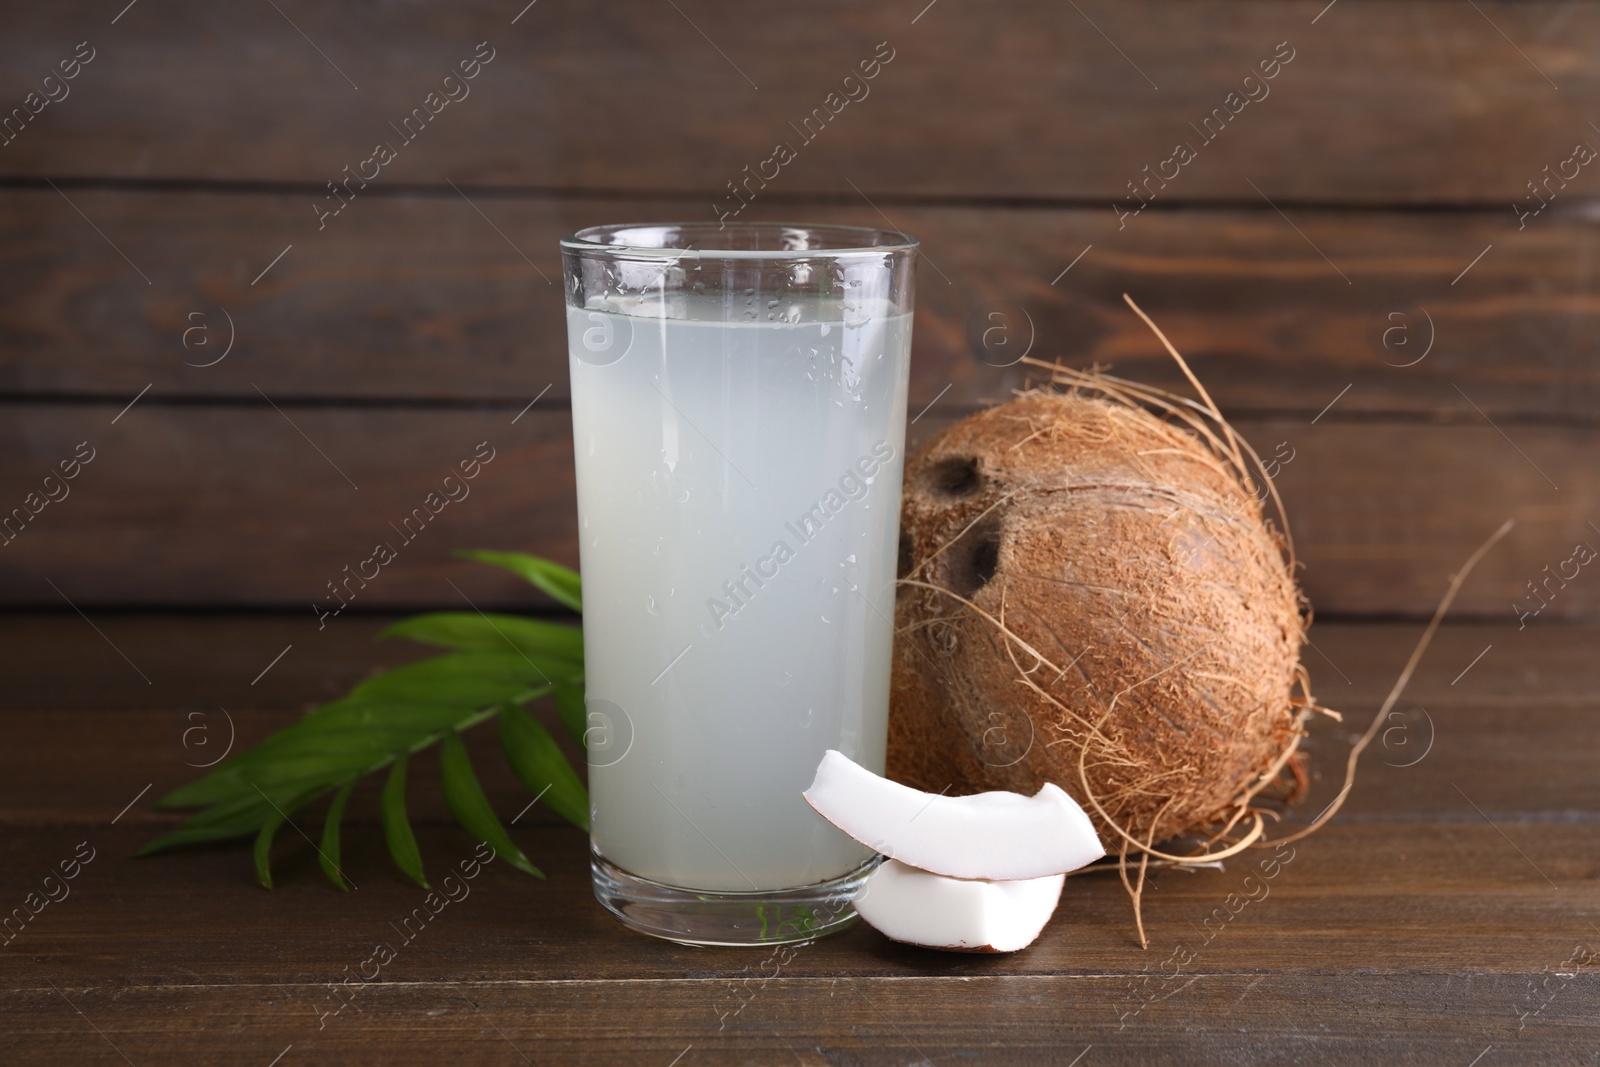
929,456 -> 981,497
970,535 -> 999,587
949,517 -> 1002,598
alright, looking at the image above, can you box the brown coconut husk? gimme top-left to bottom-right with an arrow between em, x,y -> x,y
888,294 -> 1510,945
889,379 -> 1312,851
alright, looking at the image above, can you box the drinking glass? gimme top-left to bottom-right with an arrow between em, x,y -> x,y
561,222 -> 917,945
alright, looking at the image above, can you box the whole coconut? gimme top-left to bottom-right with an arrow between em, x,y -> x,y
888,386 -> 1309,849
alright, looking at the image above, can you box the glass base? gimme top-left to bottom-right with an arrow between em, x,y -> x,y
591,850 -> 877,947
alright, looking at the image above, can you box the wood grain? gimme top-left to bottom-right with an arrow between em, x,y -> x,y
2,404 -> 1596,617
3,971 -> 1593,1066
0,822 -> 1594,1063
0,822 -> 1594,987
2,615 -> 1595,1064
3,187 -> 1598,417
0,2 -> 1597,204
4,618 -> 1595,823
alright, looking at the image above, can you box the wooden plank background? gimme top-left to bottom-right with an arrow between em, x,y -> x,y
0,2 -> 1595,203
2,191 -> 1597,417
0,406 -> 1594,619
3,1 -> 1599,623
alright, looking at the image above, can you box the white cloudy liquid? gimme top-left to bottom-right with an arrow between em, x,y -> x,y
568,296 -> 912,892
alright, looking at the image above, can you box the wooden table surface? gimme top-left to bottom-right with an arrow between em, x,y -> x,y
1,616 -> 1595,1065
4,0 -> 1600,1062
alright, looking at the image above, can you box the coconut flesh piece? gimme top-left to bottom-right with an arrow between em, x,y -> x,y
802,749 -> 1105,881
854,859 -> 1066,953
803,750 -> 1105,953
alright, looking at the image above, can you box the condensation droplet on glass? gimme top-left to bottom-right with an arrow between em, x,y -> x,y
798,707 -> 814,729
777,671 -> 794,687
671,774 -> 686,794
646,595 -> 660,616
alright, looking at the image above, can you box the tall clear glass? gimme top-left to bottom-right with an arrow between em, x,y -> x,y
561,222 -> 917,945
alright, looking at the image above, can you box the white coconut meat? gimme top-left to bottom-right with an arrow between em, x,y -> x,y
854,859 -> 1065,953
802,749 -> 1105,881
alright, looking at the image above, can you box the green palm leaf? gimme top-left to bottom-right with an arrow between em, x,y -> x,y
347,651 -> 570,705
382,756 -> 428,889
498,703 -> 590,831
319,781 -> 356,891
380,612 -> 583,664
141,552 -> 588,889
456,550 -> 582,612
439,730 -> 542,878
253,786 -> 321,889
138,795 -> 277,854
553,683 -> 588,749
157,698 -> 516,811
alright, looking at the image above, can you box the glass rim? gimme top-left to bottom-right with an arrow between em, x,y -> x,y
560,221 -> 919,260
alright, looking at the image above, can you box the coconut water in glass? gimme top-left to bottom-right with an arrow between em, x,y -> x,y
561,222 -> 917,945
